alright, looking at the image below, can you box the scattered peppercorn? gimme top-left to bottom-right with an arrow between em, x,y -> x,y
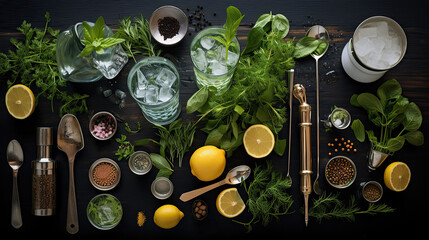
92,162 -> 119,187
326,157 -> 355,186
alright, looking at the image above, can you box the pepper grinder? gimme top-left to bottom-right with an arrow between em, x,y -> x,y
32,127 -> 56,216
293,84 -> 313,226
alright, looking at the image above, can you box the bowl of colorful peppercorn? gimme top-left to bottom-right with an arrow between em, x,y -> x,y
149,5 -> 188,46
89,111 -> 117,140
325,156 -> 357,189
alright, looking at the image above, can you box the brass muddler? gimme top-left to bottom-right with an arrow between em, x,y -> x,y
293,84 -> 313,226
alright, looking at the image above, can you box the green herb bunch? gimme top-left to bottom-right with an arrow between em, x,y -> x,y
187,12 -> 295,156
135,118 -> 197,168
0,12 -> 89,116
350,79 -> 424,154
309,191 -> 395,223
116,15 -> 161,62
115,134 -> 135,161
234,161 -> 293,232
79,16 -> 125,57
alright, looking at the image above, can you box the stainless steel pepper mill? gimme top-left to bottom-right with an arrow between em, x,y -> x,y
293,84 -> 313,226
32,127 -> 56,216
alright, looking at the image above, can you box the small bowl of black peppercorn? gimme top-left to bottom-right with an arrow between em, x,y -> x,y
325,155 -> 357,189
149,5 -> 188,46
192,199 -> 208,220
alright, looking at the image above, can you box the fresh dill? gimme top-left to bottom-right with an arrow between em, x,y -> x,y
233,161 -> 293,232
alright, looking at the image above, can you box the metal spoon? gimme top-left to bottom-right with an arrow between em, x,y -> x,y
7,140 -> 23,229
57,114 -> 84,234
180,165 -> 251,202
286,69 -> 294,185
306,25 -> 330,195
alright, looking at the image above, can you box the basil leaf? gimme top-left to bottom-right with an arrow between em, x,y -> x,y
79,44 -> 94,57
351,119 -> 365,142
272,14 -> 289,39
273,136 -> 286,156
241,26 -> 265,56
187,86 -> 209,113
350,94 -> 361,107
366,130 -> 378,143
293,37 -> 320,59
253,13 -> 272,29
82,21 -> 95,42
205,124 -> 228,146
404,130 -> 424,146
100,37 -> 125,49
150,153 -> 173,172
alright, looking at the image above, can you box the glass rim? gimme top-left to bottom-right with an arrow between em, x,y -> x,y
190,26 -> 240,75
127,56 -> 180,106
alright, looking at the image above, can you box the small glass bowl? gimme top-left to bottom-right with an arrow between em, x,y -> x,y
89,158 -> 121,191
89,111 -> 117,140
325,155 -> 357,189
151,177 -> 174,200
192,199 -> 208,220
87,194 -> 123,230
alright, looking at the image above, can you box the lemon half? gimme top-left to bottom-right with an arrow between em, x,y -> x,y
243,124 -> 275,158
384,162 -> 411,192
216,188 -> 245,218
5,84 -> 35,119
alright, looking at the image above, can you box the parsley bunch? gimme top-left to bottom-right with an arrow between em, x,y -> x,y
0,12 -> 89,116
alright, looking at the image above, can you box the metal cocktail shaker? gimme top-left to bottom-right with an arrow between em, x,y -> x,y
32,127 -> 56,216
293,84 -> 313,226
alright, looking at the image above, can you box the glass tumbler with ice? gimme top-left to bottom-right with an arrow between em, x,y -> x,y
128,57 -> 181,125
190,27 -> 240,94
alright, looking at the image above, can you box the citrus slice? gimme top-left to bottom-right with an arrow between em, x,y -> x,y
216,188 -> 245,218
384,162 -> 411,192
5,84 -> 35,119
243,124 -> 275,158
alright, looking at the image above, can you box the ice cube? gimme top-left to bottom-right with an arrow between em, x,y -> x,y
191,48 -> 208,71
210,61 -> 228,75
357,26 -> 378,40
145,85 -> 159,104
206,50 -> 218,63
200,36 -> 215,50
370,37 -> 385,54
376,21 -> 389,38
155,67 -> 177,88
134,88 -> 145,99
136,69 -> 148,90
225,50 -> 239,66
158,86 -> 173,102
355,37 -> 373,58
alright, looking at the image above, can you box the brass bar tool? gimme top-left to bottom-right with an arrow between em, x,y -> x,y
293,84 -> 313,226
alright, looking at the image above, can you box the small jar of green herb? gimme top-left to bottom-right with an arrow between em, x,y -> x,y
87,194 -> 123,230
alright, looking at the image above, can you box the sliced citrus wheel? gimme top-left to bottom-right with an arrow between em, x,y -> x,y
384,162 -> 411,192
5,84 -> 36,119
216,188 -> 245,218
243,124 -> 275,158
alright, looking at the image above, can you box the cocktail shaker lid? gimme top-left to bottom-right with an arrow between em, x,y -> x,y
36,127 -> 53,146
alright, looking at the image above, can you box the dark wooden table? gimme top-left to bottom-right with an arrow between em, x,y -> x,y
1,0 -> 428,238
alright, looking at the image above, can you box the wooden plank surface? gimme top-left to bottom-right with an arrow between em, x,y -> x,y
1,0 -> 428,238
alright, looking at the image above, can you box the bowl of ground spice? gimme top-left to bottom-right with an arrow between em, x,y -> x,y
325,156 -> 357,189
149,5 -> 188,45
89,158 -> 121,191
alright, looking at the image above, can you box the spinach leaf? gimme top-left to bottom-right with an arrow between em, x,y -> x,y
272,14 -> 289,39
241,26 -> 265,55
350,94 -> 361,107
402,102 -> 423,131
404,130 -> 424,146
385,136 -> 405,153
351,119 -> 365,142
377,78 -> 402,104
357,93 -> 384,115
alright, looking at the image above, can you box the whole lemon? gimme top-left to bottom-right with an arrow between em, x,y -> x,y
153,204 -> 184,229
190,145 -> 226,181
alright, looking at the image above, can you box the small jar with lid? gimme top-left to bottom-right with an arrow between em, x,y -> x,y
129,151 -> 152,175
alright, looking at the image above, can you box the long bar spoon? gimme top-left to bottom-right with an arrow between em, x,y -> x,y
306,25 -> 330,195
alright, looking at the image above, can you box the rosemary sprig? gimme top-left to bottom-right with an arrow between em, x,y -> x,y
309,191 -> 395,223
116,15 -> 160,62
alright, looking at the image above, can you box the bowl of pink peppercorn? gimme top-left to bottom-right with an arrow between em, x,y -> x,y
89,111 -> 117,140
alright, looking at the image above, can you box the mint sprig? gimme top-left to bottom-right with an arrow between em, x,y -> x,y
80,16 -> 125,57
210,6 -> 244,64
